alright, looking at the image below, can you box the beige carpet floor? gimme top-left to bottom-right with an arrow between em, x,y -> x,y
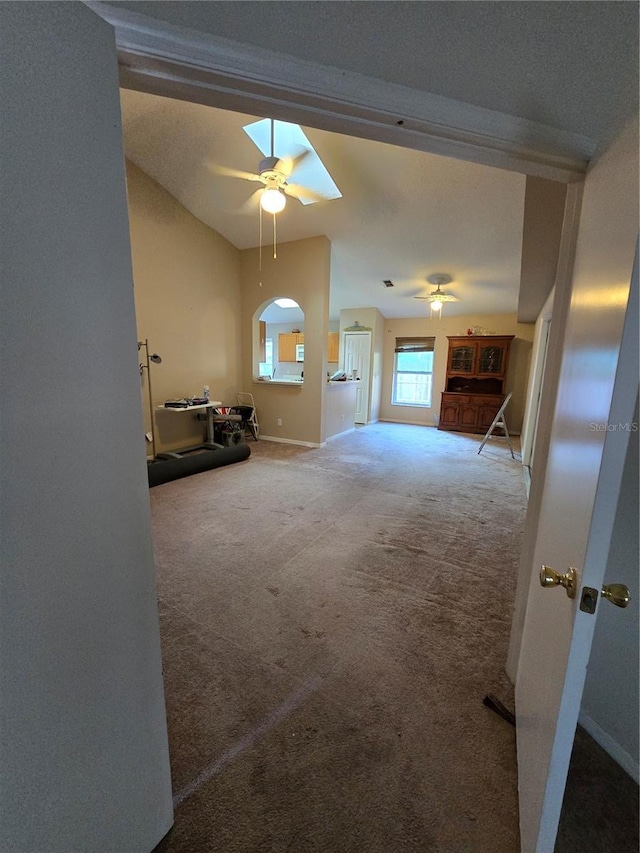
151,423 -> 526,852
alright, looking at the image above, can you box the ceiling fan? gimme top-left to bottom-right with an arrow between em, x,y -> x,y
212,118 -> 340,269
414,274 -> 459,315
212,118 -> 335,215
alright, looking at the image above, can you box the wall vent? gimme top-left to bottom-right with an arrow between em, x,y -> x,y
382,279 -> 394,288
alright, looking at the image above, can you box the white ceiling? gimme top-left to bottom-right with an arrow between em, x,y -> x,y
120,89 -> 526,321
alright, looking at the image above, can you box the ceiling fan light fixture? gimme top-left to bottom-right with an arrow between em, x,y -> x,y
260,187 -> 286,214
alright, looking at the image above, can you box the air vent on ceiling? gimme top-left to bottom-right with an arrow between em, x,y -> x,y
382,279 -> 394,288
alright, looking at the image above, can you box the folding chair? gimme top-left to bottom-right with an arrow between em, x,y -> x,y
234,392 -> 259,440
477,392 -> 515,458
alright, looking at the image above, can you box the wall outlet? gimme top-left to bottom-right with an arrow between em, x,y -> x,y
145,432 -> 153,442
277,418 -> 283,426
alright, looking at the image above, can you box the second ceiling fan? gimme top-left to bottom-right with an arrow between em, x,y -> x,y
414,274 -> 460,316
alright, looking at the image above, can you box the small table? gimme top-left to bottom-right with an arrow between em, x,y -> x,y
156,401 -> 222,458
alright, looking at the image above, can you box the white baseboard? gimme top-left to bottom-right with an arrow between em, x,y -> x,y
259,435 -> 323,448
579,710 -> 639,783
324,427 -> 356,443
379,418 -> 436,427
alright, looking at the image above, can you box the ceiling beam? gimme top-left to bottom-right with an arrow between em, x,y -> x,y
89,1 -> 593,183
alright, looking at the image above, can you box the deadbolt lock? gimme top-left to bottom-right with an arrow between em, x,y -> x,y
540,565 -> 577,599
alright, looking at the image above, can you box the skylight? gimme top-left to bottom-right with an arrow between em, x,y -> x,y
274,298 -> 300,309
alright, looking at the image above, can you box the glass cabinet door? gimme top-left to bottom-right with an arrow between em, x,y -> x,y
478,344 -> 504,375
450,345 -> 475,373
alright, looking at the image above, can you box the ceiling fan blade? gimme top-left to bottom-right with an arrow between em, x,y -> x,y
236,189 -> 263,215
284,183 -> 328,203
414,295 -> 459,302
275,148 -> 312,177
210,163 -> 262,182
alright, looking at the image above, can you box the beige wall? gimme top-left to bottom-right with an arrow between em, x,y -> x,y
126,161 -> 242,454
240,236 -> 331,445
323,382 -> 358,441
380,313 -> 535,432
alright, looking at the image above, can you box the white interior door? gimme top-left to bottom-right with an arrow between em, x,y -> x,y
516,117 -> 638,853
344,331 -> 371,423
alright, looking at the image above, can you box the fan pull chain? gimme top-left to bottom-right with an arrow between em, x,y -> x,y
258,201 -> 263,279
273,212 -> 277,259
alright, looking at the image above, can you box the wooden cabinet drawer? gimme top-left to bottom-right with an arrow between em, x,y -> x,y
471,395 -> 503,406
442,393 -> 470,403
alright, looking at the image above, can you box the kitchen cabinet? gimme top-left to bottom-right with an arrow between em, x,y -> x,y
438,336 -> 513,434
327,332 -> 339,363
258,321 -> 266,362
278,332 -> 304,362
278,332 -> 338,363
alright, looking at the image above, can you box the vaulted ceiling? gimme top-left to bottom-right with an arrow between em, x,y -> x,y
120,89 -> 526,320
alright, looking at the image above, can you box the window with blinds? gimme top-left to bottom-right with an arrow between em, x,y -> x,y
392,337 -> 435,407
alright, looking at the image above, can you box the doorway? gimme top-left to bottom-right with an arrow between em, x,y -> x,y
102,6 -> 640,844
343,331 -> 371,423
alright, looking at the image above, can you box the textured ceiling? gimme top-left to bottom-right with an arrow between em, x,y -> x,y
120,90 -> 526,321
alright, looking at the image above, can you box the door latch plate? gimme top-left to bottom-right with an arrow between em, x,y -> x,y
580,586 -> 599,614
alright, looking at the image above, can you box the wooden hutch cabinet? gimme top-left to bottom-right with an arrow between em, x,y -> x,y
438,335 -> 514,433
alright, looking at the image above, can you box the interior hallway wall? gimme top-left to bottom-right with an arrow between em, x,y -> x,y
380,313 -> 534,431
127,161 -> 242,454
2,6 -> 173,849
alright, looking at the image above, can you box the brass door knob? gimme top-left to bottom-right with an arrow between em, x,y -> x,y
540,565 -> 577,599
601,583 -> 631,608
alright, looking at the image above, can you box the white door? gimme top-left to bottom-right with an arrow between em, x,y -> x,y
516,118 -> 638,853
344,331 -> 371,423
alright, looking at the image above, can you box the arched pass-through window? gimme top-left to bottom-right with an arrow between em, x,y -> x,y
254,298 -> 305,382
